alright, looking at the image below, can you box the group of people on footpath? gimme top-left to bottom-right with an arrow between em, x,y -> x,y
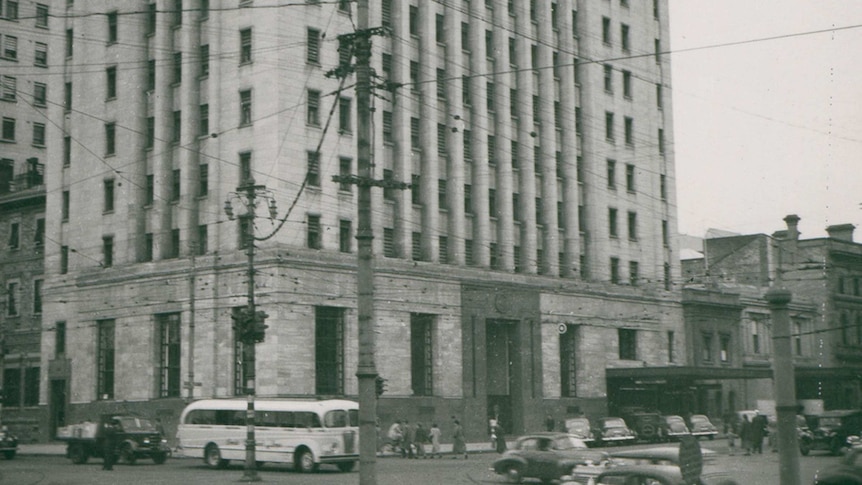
383,416 -> 468,459
726,413 -> 769,456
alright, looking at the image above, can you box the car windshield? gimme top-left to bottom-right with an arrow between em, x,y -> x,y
690,415 -> 709,423
666,416 -> 684,423
117,417 -> 158,432
553,436 -> 587,450
603,418 -> 627,428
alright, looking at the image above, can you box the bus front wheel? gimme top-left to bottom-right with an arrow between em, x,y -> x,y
295,448 -> 318,473
204,444 -> 228,469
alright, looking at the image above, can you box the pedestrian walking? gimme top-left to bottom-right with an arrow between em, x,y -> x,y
415,422 -> 428,458
429,423 -> 442,458
101,418 -> 120,470
493,420 -> 507,453
403,420 -> 416,458
452,418 -> 467,459
740,415 -> 752,456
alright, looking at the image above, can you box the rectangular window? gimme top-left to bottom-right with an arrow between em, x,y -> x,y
461,22 -> 470,51
628,211 -> 638,241
409,61 -> 418,91
621,23 -> 630,51
307,28 -> 320,64
488,188 -> 497,218
338,157 -> 352,192
437,69 -> 446,100
5,281 -> 18,315
146,3 -> 156,34
409,5 -> 418,36
463,129 -> 472,161
660,174 -> 667,200
35,4 -> 49,27
560,324 -> 577,396
383,227 -> 395,257
437,123 -> 446,156
306,151 -> 319,187
662,220 -> 669,247
411,174 -> 421,205
143,233 -> 153,261
624,117 -> 634,146
63,136 -> 72,166
605,112 -> 614,141
719,334 -> 730,363
171,169 -> 181,201
147,60 -> 155,91
173,0 -> 182,26
464,184 -> 472,214
173,52 -> 182,84
34,218 -> 45,247
30,82 -> 45,108
339,219 -> 351,253
435,14 -> 444,43
102,236 -> 113,267
307,214 -> 321,249
315,306 -> 345,395
172,110 -> 181,142
410,117 -> 420,150
608,207 -> 618,238
2,369 -> 19,407
602,17 -> 611,44
60,245 -> 69,273
603,64 -> 613,93
107,11 -> 118,42
34,42 -> 47,66
381,0 -> 391,26
2,34 -> 17,60
382,111 -> 393,143
610,256 -> 620,284
157,313 -> 181,397
195,225 -> 207,255
656,84 -> 663,109
307,90 -> 320,126
97,319 -> 115,399
1,117 -> 15,141
199,104 -> 209,135
55,321 -> 67,356
655,38 -> 661,63
702,333 -> 713,361
382,169 -> 395,201
1,75 -> 15,100
239,90 -> 252,126
103,179 -> 115,212
32,123 -> 46,146
412,232 -> 421,261
8,222 -> 19,250
339,97 -> 351,133
667,331 -> 675,363
105,122 -> 115,155
410,313 -> 434,396
625,164 -> 635,192
146,117 -> 155,148
606,160 -> 616,189
240,28 -> 252,63
62,190 -> 70,221
239,151 -> 251,183
629,261 -> 639,286
751,322 -> 760,354
658,128 -> 665,155
200,44 -> 209,77
619,328 -> 636,360
198,163 -> 208,196
623,70 -> 632,98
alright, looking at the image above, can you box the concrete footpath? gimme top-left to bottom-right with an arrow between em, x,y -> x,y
18,440 -> 510,457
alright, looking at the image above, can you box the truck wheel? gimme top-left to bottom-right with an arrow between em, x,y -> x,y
121,444 -> 137,465
69,443 -> 89,464
153,452 -> 168,464
204,443 -> 228,469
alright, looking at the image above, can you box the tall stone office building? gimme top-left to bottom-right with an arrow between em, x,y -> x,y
40,0 -> 681,441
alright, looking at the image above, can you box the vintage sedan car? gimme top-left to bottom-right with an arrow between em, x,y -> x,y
662,416 -> 691,442
813,446 -> 862,484
0,426 -> 18,459
492,432 -> 609,483
594,417 -> 637,446
809,410 -> 862,455
564,417 -> 596,446
687,415 -> 718,440
624,411 -> 665,443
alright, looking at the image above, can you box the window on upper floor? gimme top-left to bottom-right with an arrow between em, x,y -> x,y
240,28 -> 252,64
307,28 -> 320,64
107,11 -> 118,43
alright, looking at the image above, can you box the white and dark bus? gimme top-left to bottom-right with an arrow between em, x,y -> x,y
177,398 -> 358,472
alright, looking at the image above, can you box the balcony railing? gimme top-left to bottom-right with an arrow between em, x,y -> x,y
0,161 -> 44,195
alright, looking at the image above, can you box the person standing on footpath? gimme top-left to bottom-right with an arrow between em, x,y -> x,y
403,420 -> 416,458
452,417 -> 467,459
101,418 -> 120,470
493,420 -> 507,453
414,422 -> 428,458
740,414 -> 752,456
387,420 -> 403,455
429,423 -> 442,458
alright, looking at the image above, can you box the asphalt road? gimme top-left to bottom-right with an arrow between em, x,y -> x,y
1,441 -> 844,484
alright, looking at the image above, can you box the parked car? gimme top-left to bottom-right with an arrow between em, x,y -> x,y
491,432 -> 609,483
624,411 -> 665,443
661,416 -> 692,442
608,445 -> 718,467
808,409 -> 862,455
0,426 -> 18,459
564,417 -> 596,446
593,417 -> 637,446
687,415 -> 718,440
813,445 -> 862,484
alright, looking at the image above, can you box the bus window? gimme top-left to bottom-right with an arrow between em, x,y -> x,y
349,409 -> 359,427
325,410 -> 348,428
259,411 -> 279,427
296,411 -> 322,428
186,409 -> 216,424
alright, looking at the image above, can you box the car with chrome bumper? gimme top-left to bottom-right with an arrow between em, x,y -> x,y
491,433 -> 609,483
593,417 -> 637,446
687,414 -> 718,440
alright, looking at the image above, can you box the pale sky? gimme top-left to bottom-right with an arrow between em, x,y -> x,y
669,0 -> 862,239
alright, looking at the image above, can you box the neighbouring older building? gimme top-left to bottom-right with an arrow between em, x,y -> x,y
679,215 -> 862,414
0,1 -> 50,442
38,0 -> 681,442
